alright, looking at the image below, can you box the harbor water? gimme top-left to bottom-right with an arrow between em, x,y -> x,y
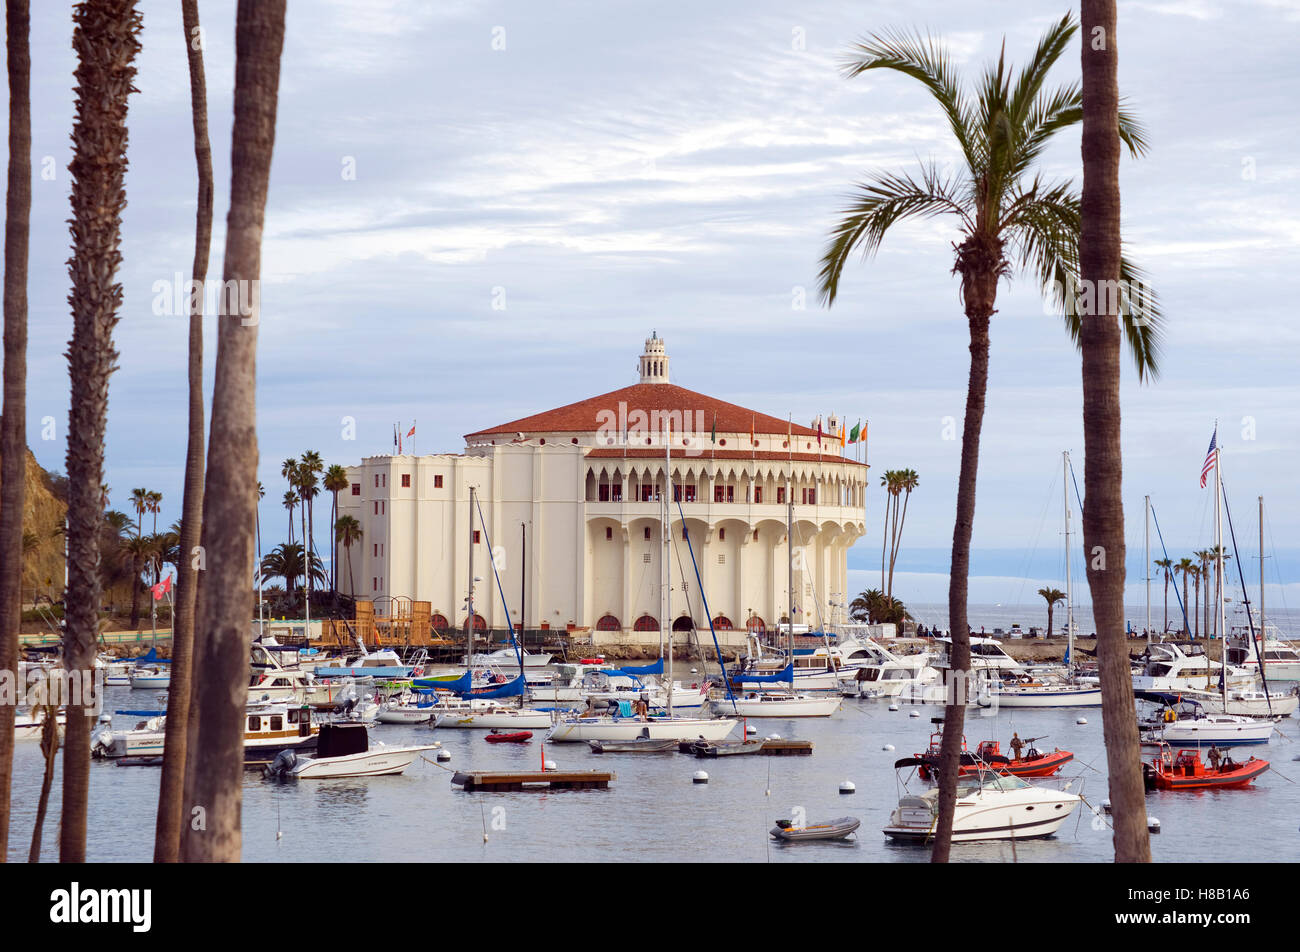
8,685 -> 1299,862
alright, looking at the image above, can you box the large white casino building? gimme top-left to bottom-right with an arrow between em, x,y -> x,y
338,336 -> 868,647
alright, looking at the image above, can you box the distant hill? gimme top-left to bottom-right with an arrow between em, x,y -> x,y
0,445 -> 67,605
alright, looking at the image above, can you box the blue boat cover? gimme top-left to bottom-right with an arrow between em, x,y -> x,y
464,674 -> 526,699
412,670 -> 472,693
614,658 -> 663,676
741,663 -> 793,683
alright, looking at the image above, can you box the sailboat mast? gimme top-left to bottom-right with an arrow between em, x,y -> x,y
787,480 -> 794,666
1064,451 -> 1073,668
1215,434 -> 1225,706
666,419 -> 673,716
1259,496 -> 1265,646
1145,495 -> 1151,649
466,485 -> 475,669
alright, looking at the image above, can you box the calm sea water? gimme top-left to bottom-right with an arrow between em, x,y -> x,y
8,686 -> 1300,862
910,603 -> 1300,640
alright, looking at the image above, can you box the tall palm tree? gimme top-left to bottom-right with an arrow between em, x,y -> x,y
282,487 -> 298,545
0,0 -> 32,862
887,468 -> 918,598
878,470 -> 898,591
323,463 -> 349,598
62,0 -> 143,862
1038,587 -> 1065,637
156,0 -> 213,864
1176,557 -> 1195,634
259,542 -> 323,594
146,488 -> 162,535
818,14 -> 1159,863
1153,558 -> 1172,633
130,486 -> 148,537
299,450 -> 322,611
182,0 -> 286,863
335,516 -> 362,600
1190,563 -> 1202,639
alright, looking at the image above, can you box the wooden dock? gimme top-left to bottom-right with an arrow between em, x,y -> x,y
451,769 -> 615,792
759,739 -> 813,756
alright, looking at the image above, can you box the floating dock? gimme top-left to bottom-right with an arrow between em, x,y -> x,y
451,769 -> 615,791
759,739 -> 814,756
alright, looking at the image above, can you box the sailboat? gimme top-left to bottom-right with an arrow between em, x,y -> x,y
726,486 -> 840,718
547,419 -> 737,742
989,452 -> 1100,708
424,486 -> 542,730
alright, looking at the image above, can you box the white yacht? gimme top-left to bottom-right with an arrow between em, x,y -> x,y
546,714 -> 737,743
884,769 -> 1081,843
721,691 -> 841,718
470,646 -> 553,669
431,698 -> 554,730
267,723 -> 438,780
1225,626 -> 1300,683
988,674 -> 1102,708
839,640 -> 939,698
1131,641 -> 1254,693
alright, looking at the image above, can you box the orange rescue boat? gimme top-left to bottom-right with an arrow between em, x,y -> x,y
1143,746 -> 1268,791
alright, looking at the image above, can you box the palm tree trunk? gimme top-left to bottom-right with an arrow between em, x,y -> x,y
888,487 -> 911,599
932,297 -> 993,863
1080,0 -> 1150,863
62,0 -> 143,862
180,0 -> 285,863
1046,602 -> 1054,639
1181,574 -> 1189,633
27,704 -> 57,861
1162,573 -> 1168,632
1193,573 -> 1200,638
0,0 -> 32,864
155,0 -> 212,863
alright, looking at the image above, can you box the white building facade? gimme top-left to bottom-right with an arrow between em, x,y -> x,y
339,337 -> 868,647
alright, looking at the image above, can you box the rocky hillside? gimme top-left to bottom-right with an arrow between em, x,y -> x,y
0,446 -> 67,605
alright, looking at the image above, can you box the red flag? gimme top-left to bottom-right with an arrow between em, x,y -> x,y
151,575 -> 173,600
406,424 -> 416,438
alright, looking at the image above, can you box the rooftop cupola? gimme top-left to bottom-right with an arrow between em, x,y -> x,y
638,332 -> 670,384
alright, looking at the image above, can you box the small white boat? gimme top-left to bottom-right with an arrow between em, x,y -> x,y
1141,711 -> 1274,747
268,723 -> 438,779
471,647 -> 553,669
546,715 -> 737,743
1176,687 -> 1298,719
988,676 -> 1102,708
722,692 -> 841,718
15,709 -> 65,741
770,816 -> 860,842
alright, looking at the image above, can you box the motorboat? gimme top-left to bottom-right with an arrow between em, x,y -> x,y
92,700 -> 319,762
883,767 -> 1081,843
838,640 -> 938,698
912,732 -> 1074,780
471,646 -> 553,669
266,722 -> 438,779
546,714 -> 738,743
588,737 -> 678,754
15,708 -> 65,742
1131,641 -> 1254,693
1174,686 -> 1298,719
1142,745 -> 1268,791
934,636 -> 1026,677
718,691 -> 841,718
129,664 -> 171,689
770,816 -> 860,842
1140,711 -> 1274,747
313,646 -> 418,680
376,691 -> 438,724
688,738 -> 764,757
1227,631 -> 1300,683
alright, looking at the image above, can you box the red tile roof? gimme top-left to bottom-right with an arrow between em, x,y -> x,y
585,448 -> 866,466
464,383 -> 822,441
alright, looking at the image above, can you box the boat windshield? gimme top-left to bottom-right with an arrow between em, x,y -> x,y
957,773 -> 1033,796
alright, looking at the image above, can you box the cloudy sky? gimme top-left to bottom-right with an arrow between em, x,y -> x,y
10,0 -> 1300,611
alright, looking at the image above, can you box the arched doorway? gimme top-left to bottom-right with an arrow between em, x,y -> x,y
712,615 -> 734,630
430,613 -> 450,634
672,616 -> 694,632
633,614 -> 659,632
596,614 -> 621,631
461,613 -> 487,635
746,615 -> 766,635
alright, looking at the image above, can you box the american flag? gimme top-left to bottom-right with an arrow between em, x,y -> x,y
1200,429 -> 1217,488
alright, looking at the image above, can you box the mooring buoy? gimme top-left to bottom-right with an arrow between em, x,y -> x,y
693,770 -> 709,784
839,781 -> 856,795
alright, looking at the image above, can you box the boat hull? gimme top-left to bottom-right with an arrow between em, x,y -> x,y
433,710 -> 554,730
546,717 -> 737,743
290,744 -> 438,779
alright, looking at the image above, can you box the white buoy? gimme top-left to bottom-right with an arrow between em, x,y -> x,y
436,750 -> 452,762
693,770 -> 709,784
544,760 -> 557,771
888,703 -> 899,712
839,781 -> 856,795
1102,799 -> 1112,815
745,725 -> 757,735
882,744 -> 895,751
909,710 -> 920,718
1076,717 -> 1088,725
1148,817 -> 1161,834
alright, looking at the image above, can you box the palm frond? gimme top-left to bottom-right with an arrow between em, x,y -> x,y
818,163 -> 973,305
1007,14 -> 1077,128
1006,186 -> 1163,381
840,28 -> 980,171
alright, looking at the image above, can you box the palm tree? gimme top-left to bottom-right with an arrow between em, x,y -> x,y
61,0 -> 143,862
887,468 -> 918,599
1080,0 -> 1154,862
323,463 -> 349,598
818,14 -> 1159,863
1038,587 -> 1065,637
146,489 -> 162,535
1176,558 -> 1195,634
130,487 -> 148,538
1154,558 -> 1172,633
878,470 -> 898,591
299,450 -> 323,611
282,488 -> 298,545
259,541 -> 322,594
156,0 -> 213,864
335,515 -> 362,600
181,0 -> 286,864
0,0 -> 32,859
1190,563 -> 1202,639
